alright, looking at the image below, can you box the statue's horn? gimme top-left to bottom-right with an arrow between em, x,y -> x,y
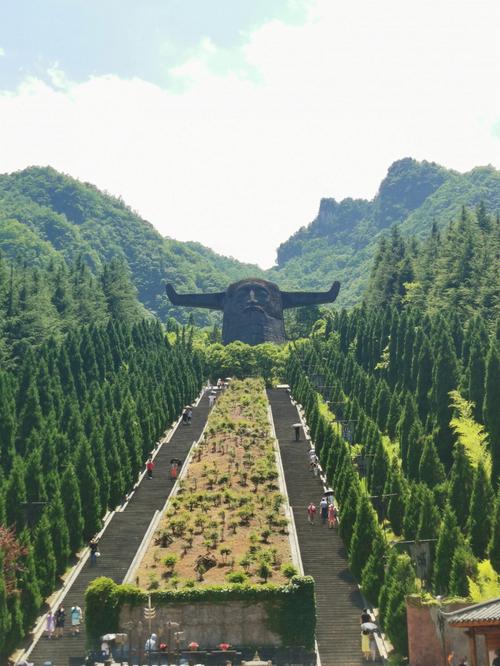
281,281 -> 340,309
165,284 -> 225,310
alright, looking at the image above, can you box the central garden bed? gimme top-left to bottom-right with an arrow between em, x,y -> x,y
136,378 -> 296,590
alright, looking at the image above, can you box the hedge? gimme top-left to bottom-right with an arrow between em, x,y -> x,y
85,575 -> 316,649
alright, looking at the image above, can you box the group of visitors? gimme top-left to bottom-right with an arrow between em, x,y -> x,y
145,456 -> 182,480
307,497 -> 338,527
44,604 -> 82,639
306,448 -> 338,527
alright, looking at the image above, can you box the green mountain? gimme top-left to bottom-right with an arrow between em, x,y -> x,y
268,158 -> 500,307
2,159 -> 499,322
0,166 -> 263,325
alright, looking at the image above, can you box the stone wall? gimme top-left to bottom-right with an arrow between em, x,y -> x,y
407,597 -> 488,666
119,600 -> 282,648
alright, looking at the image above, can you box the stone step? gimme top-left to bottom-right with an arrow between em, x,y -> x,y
268,389 -> 366,666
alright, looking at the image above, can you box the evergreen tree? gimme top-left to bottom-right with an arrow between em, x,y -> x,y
397,394 -> 420,474
379,553 -> 415,656
360,530 -> 387,605
483,338 -> 500,483
467,332 -> 486,422
48,489 -> 71,575
74,440 -> 102,538
449,545 -> 477,598
415,336 -> 433,421
433,504 -> 462,594
418,436 -> 445,487
448,443 -> 474,529
431,326 -> 458,466
349,494 -> 380,580
489,490 -> 500,572
60,463 -> 84,553
18,530 -> 42,631
33,513 -> 57,596
467,461 -> 494,558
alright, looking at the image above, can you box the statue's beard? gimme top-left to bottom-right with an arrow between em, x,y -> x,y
223,308 -> 285,345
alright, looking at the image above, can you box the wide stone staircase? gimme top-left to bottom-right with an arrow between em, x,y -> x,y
268,388 -> 366,666
27,393 -> 210,666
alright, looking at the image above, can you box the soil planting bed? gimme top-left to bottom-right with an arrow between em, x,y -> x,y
136,378 -> 295,590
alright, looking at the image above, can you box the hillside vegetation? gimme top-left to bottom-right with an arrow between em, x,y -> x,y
0,167 -> 263,325
2,159 -> 500,321
269,158 -> 500,307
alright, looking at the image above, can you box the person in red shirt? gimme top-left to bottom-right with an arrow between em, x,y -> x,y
146,457 -> 154,479
307,502 -> 317,524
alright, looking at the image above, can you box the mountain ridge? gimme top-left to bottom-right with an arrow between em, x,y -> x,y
1,158 -> 499,318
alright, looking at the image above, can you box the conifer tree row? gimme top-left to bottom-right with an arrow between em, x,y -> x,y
285,303 -> 499,655
0,318 -> 203,655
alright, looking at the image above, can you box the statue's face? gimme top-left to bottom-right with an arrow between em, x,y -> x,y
222,279 -> 285,345
225,280 -> 282,321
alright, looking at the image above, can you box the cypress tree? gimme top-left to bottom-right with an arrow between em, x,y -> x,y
415,336 -> 433,422
0,551 -> 10,651
60,463 -> 84,553
5,457 -> 27,531
74,440 -> 102,538
489,490 -> 500,572
433,504 -> 462,594
448,443 -> 474,529
16,380 -> 43,456
6,594 -> 24,655
467,461 -> 494,558
449,545 -> 477,598
418,436 -> 446,488
349,494 -> 380,580
431,327 -> 459,466
386,461 -> 407,536
379,553 -> 415,656
467,333 -> 486,422
386,392 -> 400,440
0,373 -> 16,472
360,530 -> 387,605
33,513 -> 57,596
416,485 -> 440,541
339,483 -> 360,550
483,339 -> 500,483
48,488 -> 71,575
375,381 -> 391,432
397,394 -> 420,473
18,530 -> 42,631
406,422 -> 424,480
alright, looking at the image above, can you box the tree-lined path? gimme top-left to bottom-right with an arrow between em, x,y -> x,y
27,393 -> 210,666
268,388 -> 366,666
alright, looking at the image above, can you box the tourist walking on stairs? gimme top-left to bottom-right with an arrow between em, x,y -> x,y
328,502 -> 337,528
307,502 -> 316,524
361,630 -> 371,661
45,610 -> 55,639
320,496 -> 328,525
146,457 -> 154,479
70,604 -> 83,635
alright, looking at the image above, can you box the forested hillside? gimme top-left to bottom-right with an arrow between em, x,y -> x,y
270,158 -> 500,307
367,204 -> 500,320
286,300 -> 499,655
0,251 -> 146,366
0,167 -> 263,325
0,318 -> 203,654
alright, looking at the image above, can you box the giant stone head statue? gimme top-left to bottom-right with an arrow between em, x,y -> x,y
166,277 -> 340,345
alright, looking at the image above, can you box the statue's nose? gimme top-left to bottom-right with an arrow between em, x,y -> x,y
247,289 -> 257,303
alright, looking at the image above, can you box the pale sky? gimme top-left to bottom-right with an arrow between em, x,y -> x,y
1,0 -> 500,267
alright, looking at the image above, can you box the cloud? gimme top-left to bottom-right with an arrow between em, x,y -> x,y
1,0 -> 500,267
0,47 -> 5,56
